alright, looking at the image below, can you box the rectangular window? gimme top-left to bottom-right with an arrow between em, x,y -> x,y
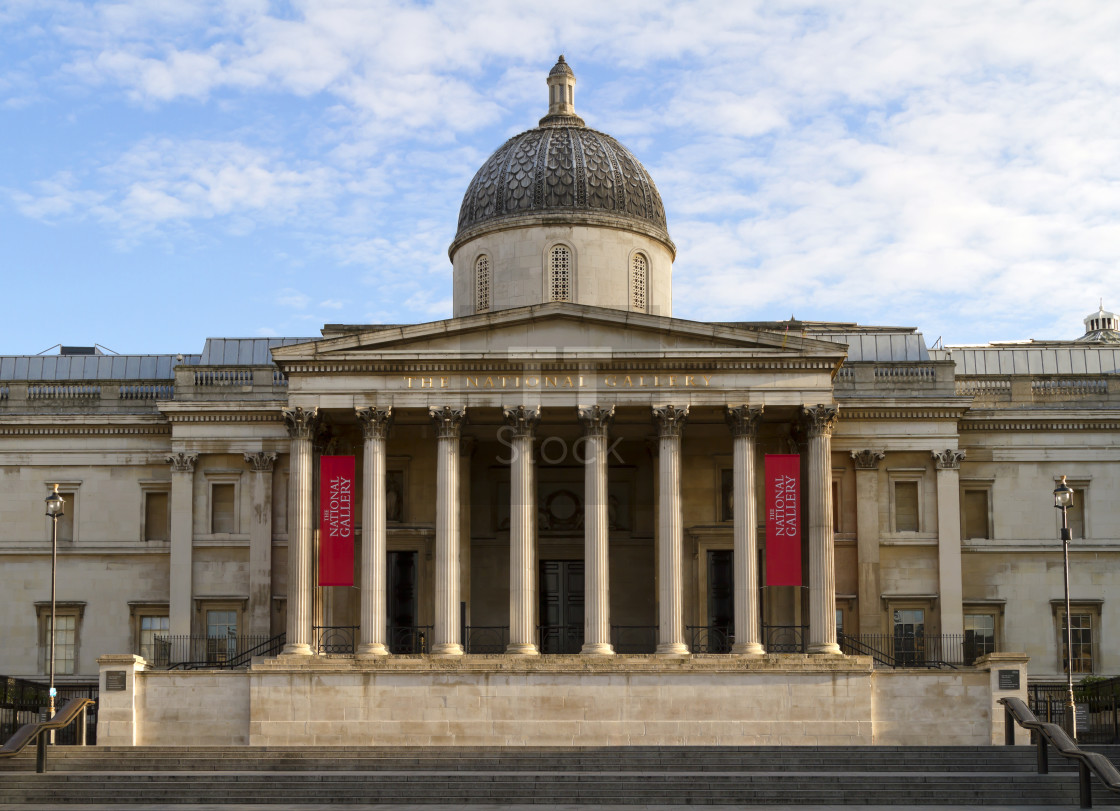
138,615 -> 170,662
1069,488 -> 1086,539
1061,613 -> 1094,675
37,603 -> 84,676
211,483 -> 236,533
144,492 -> 169,541
832,479 -> 841,533
892,607 -> 926,666
963,489 -> 990,539
57,491 -> 76,543
894,481 -> 919,532
964,613 -> 996,661
206,609 -> 238,663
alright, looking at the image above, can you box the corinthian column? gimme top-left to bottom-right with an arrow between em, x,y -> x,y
167,452 -> 197,638
578,404 -> 615,655
243,451 -> 277,637
727,405 -> 764,654
430,406 -> 466,656
933,449 -> 967,640
282,407 -> 320,656
504,406 -> 541,655
851,449 -> 885,635
653,405 -> 689,655
804,404 -> 841,654
356,407 -> 393,656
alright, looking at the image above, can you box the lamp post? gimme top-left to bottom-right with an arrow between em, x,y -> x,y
44,484 -> 64,741
1054,475 -> 1076,740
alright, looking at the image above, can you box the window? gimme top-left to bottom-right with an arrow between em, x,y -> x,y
144,491 -> 169,541
139,615 -> 169,663
206,609 -> 238,663
630,252 -> 647,312
832,479 -> 841,533
45,484 -> 79,543
1068,487 -> 1086,539
720,468 -> 733,522
36,602 -> 85,676
894,481 -> 919,532
549,245 -> 571,302
964,612 -> 997,661
962,489 -> 990,539
892,607 -> 926,666
475,255 -> 490,313
1060,612 -> 1095,675
210,482 -> 236,534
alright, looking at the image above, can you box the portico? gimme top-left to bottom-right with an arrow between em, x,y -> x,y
270,303 -> 847,661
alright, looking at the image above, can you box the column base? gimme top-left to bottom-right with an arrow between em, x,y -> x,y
581,642 -> 615,655
280,643 -> 313,656
356,643 -> 389,656
656,642 -> 690,656
731,642 -> 766,655
430,643 -> 464,656
807,643 -> 844,655
505,643 -> 540,656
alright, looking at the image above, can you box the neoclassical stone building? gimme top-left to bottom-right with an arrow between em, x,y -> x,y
2,58 -> 1118,747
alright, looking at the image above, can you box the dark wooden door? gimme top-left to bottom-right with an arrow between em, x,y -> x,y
388,550 -> 419,653
539,560 -> 584,653
707,549 -> 734,653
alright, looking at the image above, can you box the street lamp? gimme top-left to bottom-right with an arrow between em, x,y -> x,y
1054,475 -> 1076,740
44,484 -> 64,739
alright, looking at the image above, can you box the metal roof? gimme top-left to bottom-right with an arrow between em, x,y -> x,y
0,354 -> 200,381
948,346 -> 1120,376
814,332 -> 931,362
198,338 -> 317,366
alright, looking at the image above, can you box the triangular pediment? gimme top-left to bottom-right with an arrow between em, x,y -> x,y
270,303 -> 848,365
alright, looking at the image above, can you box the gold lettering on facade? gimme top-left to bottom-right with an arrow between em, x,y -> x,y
405,373 -> 716,389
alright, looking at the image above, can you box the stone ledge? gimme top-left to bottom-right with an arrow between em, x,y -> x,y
251,653 -> 874,674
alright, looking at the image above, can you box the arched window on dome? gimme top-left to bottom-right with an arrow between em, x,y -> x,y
475,255 -> 491,313
630,253 -> 648,312
549,245 -> 571,302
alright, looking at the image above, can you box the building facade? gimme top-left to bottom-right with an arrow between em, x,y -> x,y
1,58 -> 1118,746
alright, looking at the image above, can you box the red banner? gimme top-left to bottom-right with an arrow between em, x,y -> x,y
319,455 -> 355,587
765,454 -> 802,586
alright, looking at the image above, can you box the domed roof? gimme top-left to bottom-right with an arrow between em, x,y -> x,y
451,58 -> 672,255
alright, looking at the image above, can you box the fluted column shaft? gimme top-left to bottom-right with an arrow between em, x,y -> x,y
357,408 -> 392,655
727,405 -> 764,654
431,406 -> 466,656
579,405 -> 614,655
282,407 -> 319,656
654,405 -> 689,655
505,407 -> 541,654
805,405 -> 841,654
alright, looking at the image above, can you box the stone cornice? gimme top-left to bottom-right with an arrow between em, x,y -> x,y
0,417 -> 170,437
276,357 -> 843,376
839,405 -> 970,420
165,412 -> 285,424
960,417 -> 1120,431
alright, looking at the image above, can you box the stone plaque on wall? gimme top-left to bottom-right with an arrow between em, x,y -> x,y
105,670 -> 127,691
997,669 -> 1020,691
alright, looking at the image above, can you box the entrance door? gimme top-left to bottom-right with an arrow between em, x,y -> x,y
893,608 -> 926,666
539,560 -> 584,653
388,550 -> 419,653
707,550 -> 734,653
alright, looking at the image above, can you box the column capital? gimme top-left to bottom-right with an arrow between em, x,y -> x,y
167,452 -> 197,473
725,404 -> 764,438
577,404 -> 615,436
653,404 -> 689,438
243,451 -> 277,472
933,448 -> 966,469
802,404 -> 840,438
502,405 -> 541,438
356,407 -> 393,440
429,405 -> 467,439
282,406 -> 321,440
851,449 -> 886,470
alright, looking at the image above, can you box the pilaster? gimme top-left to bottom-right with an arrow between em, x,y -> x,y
851,449 -> 885,635
243,451 -> 277,637
166,452 -> 197,638
933,448 -> 966,639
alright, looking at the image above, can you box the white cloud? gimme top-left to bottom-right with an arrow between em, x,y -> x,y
275,288 -> 310,309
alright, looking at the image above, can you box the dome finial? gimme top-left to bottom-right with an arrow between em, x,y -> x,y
540,54 -> 585,127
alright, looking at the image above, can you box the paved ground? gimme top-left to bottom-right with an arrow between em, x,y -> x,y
0,805 -> 1091,810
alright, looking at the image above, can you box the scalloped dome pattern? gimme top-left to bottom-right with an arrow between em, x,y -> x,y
454,126 -> 669,242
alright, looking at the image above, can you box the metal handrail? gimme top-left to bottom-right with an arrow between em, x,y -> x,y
1000,696 -> 1120,808
0,697 -> 92,773
159,633 -> 286,669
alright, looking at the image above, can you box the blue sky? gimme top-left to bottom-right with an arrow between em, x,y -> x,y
2,1 -> 1118,355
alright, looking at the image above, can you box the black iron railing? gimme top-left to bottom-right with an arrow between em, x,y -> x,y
314,625 -> 358,654
838,633 -> 968,668
463,626 -> 508,654
389,625 -> 432,654
1029,678 -> 1120,744
151,634 -> 284,669
1,676 -> 98,746
611,625 -> 658,654
764,624 -> 808,653
538,624 -> 583,654
687,625 -> 734,654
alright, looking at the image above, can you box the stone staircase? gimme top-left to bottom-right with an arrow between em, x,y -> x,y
2,745 -> 1119,805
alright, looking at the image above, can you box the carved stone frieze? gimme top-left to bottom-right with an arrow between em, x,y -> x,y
243,451 -> 277,472
282,407 -> 320,441
502,405 -> 541,438
802,404 -> 840,438
577,404 -> 615,436
167,452 -> 197,473
356,407 -> 393,441
726,404 -> 764,438
850,449 -> 886,470
652,405 -> 689,438
429,406 -> 467,439
932,449 -> 967,469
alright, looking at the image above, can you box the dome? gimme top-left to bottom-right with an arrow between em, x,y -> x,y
450,58 -> 672,257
